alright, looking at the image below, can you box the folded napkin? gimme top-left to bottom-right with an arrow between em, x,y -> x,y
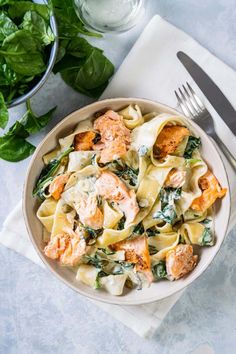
0,15 -> 235,338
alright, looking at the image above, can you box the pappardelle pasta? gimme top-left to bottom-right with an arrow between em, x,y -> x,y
34,105 -> 227,295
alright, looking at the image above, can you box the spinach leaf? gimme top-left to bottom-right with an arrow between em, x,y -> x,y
21,100 -> 56,134
146,227 -> 160,237
0,57 -> 22,86
148,245 -> 158,255
184,136 -> 201,159
85,253 -> 104,269
0,134 -> 35,161
0,92 -> 8,128
84,227 -> 103,245
60,46 -> 114,98
200,227 -> 214,246
159,187 -> 182,209
115,164 -> 139,187
21,11 -> 54,46
0,0 -> 11,6
153,205 -> 177,225
33,147 -> 73,199
8,1 -> 50,20
0,12 -> 18,42
152,261 -> 167,280
51,0 -> 100,38
0,30 -> 46,76
117,215 -> 126,230
0,101 -> 57,161
133,222 -> 144,235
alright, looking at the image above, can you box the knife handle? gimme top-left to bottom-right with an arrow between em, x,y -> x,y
211,132 -> 236,170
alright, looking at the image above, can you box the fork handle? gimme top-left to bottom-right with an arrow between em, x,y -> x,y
210,132 -> 236,170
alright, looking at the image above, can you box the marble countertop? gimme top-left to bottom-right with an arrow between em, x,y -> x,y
1,1 -> 236,353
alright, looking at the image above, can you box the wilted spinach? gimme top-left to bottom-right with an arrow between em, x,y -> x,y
159,187 -> 182,209
184,136 -> 201,159
33,146 -> 72,199
153,205 -> 177,225
152,261 -> 167,280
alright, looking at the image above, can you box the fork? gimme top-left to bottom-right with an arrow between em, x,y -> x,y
175,82 -> 236,170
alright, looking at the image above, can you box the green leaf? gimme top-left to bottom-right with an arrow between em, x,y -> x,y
61,47 -> 114,97
159,187 -> 182,209
51,0 -> 101,38
33,147 -> 73,199
153,205 -> 177,225
0,134 -> 35,162
21,11 -> 54,46
146,227 -> 160,237
0,57 -> 22,86
133,222 -> 144,235
8,1 -> 50,20
117,215 -> 126,230
184,136 -> 201,159
6,120 -> 29,138
0,92 -> 8,128
148,245 -> 158,255
21,101 -> 56,134
0,11 -> 18,42
0,30 -> 46,76
152,261 -> 167,280
201,227 -> 214,246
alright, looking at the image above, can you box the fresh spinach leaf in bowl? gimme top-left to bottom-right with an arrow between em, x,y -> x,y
0,0 -> 54,128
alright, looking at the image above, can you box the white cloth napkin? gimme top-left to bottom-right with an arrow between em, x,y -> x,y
0,15 -> 236,338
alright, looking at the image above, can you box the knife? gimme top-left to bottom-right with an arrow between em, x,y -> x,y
177,51 -> 236,135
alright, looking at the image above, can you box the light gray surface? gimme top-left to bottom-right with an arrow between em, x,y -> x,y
0,1 -> 236,353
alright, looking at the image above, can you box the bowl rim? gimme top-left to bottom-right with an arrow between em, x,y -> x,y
8,13 -> 59,108
23,97 -> 231,305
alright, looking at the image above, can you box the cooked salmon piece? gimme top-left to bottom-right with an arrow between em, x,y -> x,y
44,228 -> 86,266
164,168 -> 187,188
191,170 -> 227,212
111,235 -> 153,282
93,110 -> 131,163
49,174 -> 69,200
76,195 -> 103,230
95,171 -> 139,224
74,131 -> 96,151
154,125 -> 190,159
166,244 -> 198,280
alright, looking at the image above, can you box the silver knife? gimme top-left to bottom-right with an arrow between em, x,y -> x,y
177,51 -> 236,135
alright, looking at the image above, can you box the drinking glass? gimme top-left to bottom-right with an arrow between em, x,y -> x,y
74,0 -> 145,33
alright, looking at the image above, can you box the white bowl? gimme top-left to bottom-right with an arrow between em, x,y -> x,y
23,98 -> 231,305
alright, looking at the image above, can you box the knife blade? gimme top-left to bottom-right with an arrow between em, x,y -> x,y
177,51 -> 236,135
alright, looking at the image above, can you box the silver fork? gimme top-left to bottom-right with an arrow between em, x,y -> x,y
175,82 -> 236,170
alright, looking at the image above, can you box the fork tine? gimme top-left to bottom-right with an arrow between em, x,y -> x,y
182,84 -> 201,113
175,90 -> 191,118
186,82 -> 205,111
178,87 -> 197,117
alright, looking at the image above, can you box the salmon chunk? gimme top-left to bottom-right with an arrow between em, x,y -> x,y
166,244 -> 198,280
93,110 -> 131,163
49,174 -> 69,200
164,168 -> 187,188
154,125 -> 190,159
44,228 -> 86,266
76,195 -> 103,230
95,171 -> 139,224
191,170 -> 227,212
111,235 -> 153,281
74,131 -> 96,151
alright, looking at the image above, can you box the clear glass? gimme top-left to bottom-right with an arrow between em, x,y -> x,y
74,0 -> 145,33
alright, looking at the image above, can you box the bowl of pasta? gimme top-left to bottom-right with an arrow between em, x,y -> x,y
23,97 -> 230,305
